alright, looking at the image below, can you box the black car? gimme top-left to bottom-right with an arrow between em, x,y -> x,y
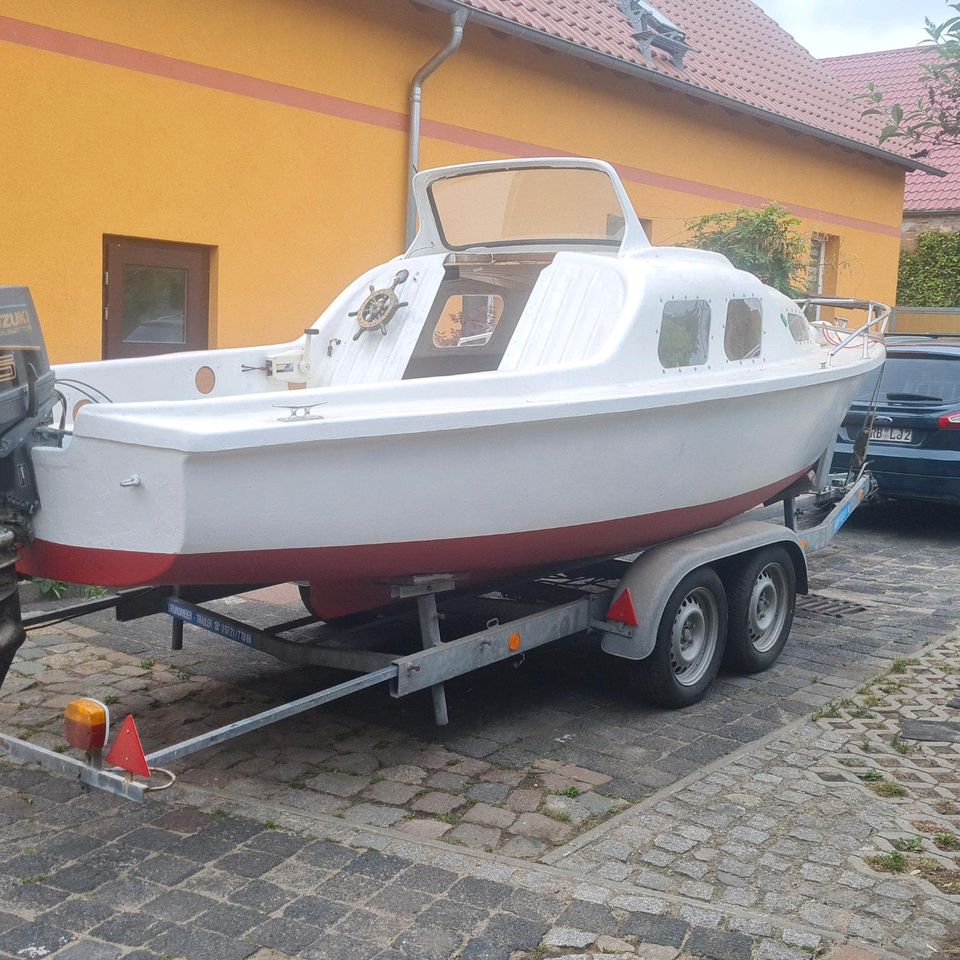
832,336 -> 960,504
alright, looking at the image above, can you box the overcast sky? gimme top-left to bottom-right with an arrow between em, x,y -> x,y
752,0 -> 953,58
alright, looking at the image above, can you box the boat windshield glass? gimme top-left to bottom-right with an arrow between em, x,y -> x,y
428,167 -> 626,250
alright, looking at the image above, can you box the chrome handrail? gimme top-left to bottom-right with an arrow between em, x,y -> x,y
797,297 -> 891,366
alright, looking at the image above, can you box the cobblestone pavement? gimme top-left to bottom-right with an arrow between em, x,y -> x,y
0,501 -> 958,958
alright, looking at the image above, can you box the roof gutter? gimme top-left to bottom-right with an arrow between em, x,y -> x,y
413,0 -> 944,178
406,8 -> 470,246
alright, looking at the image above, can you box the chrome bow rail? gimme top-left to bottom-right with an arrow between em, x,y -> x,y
798,297 -> 891,366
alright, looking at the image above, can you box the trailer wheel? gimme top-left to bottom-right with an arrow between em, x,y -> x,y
724,546 -> 796,673
633,566 -> 727,709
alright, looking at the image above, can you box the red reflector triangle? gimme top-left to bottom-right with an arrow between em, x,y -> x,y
607,588 -> 639,627
105,715 -> 151,778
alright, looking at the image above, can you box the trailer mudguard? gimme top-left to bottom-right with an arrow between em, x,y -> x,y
599,520 -> 808,661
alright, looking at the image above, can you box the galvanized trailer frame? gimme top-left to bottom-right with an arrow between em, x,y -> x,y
0,473 -> 873,801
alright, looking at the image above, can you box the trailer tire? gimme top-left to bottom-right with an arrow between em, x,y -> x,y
633,566 -> 727,709
724,546 -> 795,673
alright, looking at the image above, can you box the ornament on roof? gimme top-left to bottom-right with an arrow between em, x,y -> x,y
619,0 -> 693,70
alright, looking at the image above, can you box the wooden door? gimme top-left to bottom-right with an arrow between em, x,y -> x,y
103,237 -> 209,359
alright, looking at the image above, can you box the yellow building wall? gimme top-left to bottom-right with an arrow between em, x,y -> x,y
0,0 -> 906,363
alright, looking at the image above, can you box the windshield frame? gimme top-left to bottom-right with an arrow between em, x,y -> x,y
407,157 -> 650,258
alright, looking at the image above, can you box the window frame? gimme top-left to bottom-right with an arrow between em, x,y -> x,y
657,299 -> 712,371
723,297 -> 763,363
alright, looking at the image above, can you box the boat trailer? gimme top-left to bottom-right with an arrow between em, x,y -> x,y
0,473 -> 874,802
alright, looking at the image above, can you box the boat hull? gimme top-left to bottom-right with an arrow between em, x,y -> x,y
18,372 -> 858,616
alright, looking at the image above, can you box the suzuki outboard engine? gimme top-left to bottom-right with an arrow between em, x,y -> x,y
0,286 -> 59,686
0,286 -> 58,538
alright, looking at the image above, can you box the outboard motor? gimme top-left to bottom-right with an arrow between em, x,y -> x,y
0,286 -> 59,687
0,286 -> 58,538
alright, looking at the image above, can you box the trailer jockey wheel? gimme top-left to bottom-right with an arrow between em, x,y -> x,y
350,270 -> 410,340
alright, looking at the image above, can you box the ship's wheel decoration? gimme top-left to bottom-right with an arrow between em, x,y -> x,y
350,270 -> 410,340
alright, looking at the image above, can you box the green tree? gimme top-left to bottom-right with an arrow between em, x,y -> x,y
861,3 -> 960,147
898,231 -> 960,305
683,204 -> 808,295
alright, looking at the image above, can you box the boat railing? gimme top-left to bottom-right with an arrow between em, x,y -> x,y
798,298 -> 891,366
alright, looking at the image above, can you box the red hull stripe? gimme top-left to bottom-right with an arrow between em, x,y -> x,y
18,472 -> 804,599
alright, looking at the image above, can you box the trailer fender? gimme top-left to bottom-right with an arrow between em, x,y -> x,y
599,521 -> 807,661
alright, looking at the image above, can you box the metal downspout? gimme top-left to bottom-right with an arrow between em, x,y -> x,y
406,8 -> 469,247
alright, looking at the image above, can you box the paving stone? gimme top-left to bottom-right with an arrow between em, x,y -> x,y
304,931 -> 382,959
684,926 -> 754,960
148,922 -> 260,960
621,914 -> 690,947
216,849 -> 286,878
458,938 -> 511,960
250,916 -> 325,953
341,850 -> 409,882
305,772 -> 371,797
466,782 -> 509,803
342,803 -> 405,828
364,781 -> 422,805
410,792 -> 466,815
447,823 -> 501,849
379,765 -> 428,784
389,923 -> 461,960
508,812 -> 573,844
53,943 -> 124,960
283,895 -> 351,928
556,899 -> 619,933
542,926 -> 596,948
498,836 -> 546,859
505,789 -> 541,813
447,876 -> 512,908
229,878 -> 298,913
89,913 -> 170,946
417,897 -> 489,933
197,902 -> 267,937
597,934 -> 636,954
462,803 -> 517,829
397,864 -> 458,894
396,818 -> 452,840
141,888 -> 219,921
3,920 -> 75,957
425,771 -> 468,791
297,840 -> 358,872
134,854 -> 202,885
36,897 -> 114,933
366,882 -> 435,917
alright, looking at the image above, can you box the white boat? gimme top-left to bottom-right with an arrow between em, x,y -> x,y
12,158 -> 885,618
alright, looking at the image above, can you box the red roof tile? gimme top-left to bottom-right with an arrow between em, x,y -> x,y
434,0 -> 922,169
824,47 -> 960,212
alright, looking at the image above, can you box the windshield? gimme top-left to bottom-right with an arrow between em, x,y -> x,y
428,167 -> 627,250
855,355 -> 960,404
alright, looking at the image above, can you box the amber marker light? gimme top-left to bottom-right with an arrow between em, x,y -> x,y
508,633 -> 522,652
63,698 -> 110,753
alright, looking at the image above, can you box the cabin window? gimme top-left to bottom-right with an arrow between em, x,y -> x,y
432,295 -> 504,349
658,300 -> 710,368
724,298 -> 762,361
786,311 -> 814,343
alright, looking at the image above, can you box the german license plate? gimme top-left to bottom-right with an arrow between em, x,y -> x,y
870,425 -> 912,443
